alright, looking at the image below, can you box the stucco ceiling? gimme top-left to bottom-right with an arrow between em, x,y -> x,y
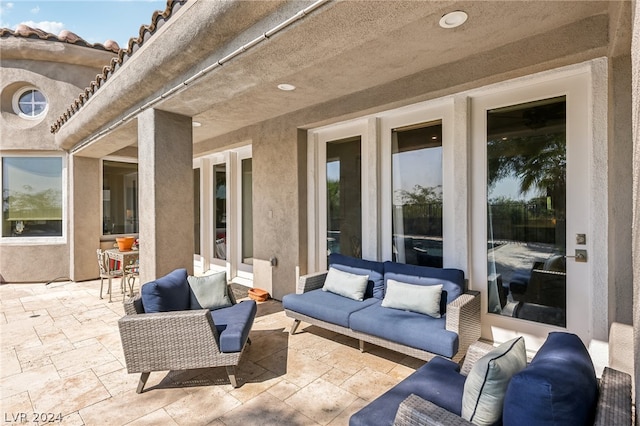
58,0 -> 627,157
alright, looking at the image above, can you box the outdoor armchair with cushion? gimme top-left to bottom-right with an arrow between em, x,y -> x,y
118,268 -> 256,393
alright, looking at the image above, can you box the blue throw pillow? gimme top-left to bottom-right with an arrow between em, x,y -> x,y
502,332 -> 598,426
141,268 -> 190,313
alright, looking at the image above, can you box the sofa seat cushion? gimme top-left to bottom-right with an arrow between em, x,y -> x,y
349,357 -> 465,426
503,332 -> 598,426
210,300 -> 257,353
330,253 -> 385,299
141,268 -> 190,313
383,262 -> 464,306
282,289 -> 377,328
349,301 -> 458,358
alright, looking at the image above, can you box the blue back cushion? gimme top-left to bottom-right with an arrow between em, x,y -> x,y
141,268 -> 190,313
329,254 -> 385,299
383,261 -> 464,305
503,332 -> 598,426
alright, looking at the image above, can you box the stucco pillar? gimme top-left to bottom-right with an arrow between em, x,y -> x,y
69,155 -> 100,282
631,0 -> 640,418
137,109 -> 194,283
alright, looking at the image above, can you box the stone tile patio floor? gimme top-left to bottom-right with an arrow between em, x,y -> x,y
1,279 -> 425,425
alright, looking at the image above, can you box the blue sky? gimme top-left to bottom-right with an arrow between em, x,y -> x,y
1,0 -> 165,48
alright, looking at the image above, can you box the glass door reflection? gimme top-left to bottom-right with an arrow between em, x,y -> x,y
486,96 -> 567,327
326,136 -> 362,259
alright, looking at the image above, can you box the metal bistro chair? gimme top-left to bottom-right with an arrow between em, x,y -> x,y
96,249 -> 123,302
123,260 -> 139,301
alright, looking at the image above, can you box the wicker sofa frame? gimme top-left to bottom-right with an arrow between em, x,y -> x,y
285,271 -> 481,363
119,285 -> 248,393
392,340 -> 633,426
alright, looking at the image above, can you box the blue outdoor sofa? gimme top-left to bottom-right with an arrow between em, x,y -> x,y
282,254 -> 480,362
350,332 -> 632,426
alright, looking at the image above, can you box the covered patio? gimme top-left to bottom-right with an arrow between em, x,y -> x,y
0,280 -> 423,425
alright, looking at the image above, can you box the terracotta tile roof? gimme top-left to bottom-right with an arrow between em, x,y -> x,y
0,25 -> 121,52
48,0 -> 188,135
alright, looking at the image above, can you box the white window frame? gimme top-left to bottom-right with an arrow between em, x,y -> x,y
469,62 -> 603,348
12,86 -> 48,120
196,145 -> 253,285
379,99 -> 455,264
100,157 -> 139,238
235,145 -> 254,281
192,159 -> 207,274
307,118 -> 374,272
0,153 -> 67,244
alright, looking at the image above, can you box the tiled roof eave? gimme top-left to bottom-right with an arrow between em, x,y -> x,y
50,0 -> 188,135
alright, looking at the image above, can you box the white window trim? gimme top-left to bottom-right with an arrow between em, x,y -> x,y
306,58 -> 607,347
307,118 -> 373,272
196,145 -> 253,283
379,99 -> 455,264
100,157 -> 139,238
235,145 -> 254,278
0,153 -> 67,245
12,86 -> 48,120
469,61 -> 602,348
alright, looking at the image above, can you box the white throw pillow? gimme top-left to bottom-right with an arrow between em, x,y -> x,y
381,279 -> 442,318
461,337 -> 527,425
187,271 -> 232,311
322,267 -> 369,301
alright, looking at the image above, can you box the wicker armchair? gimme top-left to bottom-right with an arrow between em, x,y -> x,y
118,285 -> 255,393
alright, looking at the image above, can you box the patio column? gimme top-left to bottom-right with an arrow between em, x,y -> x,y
69,155 -> 100,282
137,109 -> 194,283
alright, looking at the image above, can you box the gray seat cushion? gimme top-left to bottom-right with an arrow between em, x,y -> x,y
349,301 -> 459,358
282,289 -> 377,328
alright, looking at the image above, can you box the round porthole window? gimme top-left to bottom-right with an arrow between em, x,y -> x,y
12,87 -> 48,119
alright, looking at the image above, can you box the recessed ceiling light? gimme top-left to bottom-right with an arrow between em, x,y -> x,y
277,83 -> 296,91
439,11 -> 468,29
192,121 -> 202,127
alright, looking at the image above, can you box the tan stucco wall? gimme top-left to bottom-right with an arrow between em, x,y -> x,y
69,156 -> 101,282
0,39 -> 115,283
194,47 -> 633,341
610,54 -> 634,325
0,244 -> 69,283
630,0 -> 639,417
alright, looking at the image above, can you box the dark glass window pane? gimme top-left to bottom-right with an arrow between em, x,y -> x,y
241,159 -> 253,263
486,97 -> 567,327
392,122 -> 443,267
213,164 -> 227,260
327,136 -> 362,259
103,161 -> 138,235
194,168 -> 201,255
